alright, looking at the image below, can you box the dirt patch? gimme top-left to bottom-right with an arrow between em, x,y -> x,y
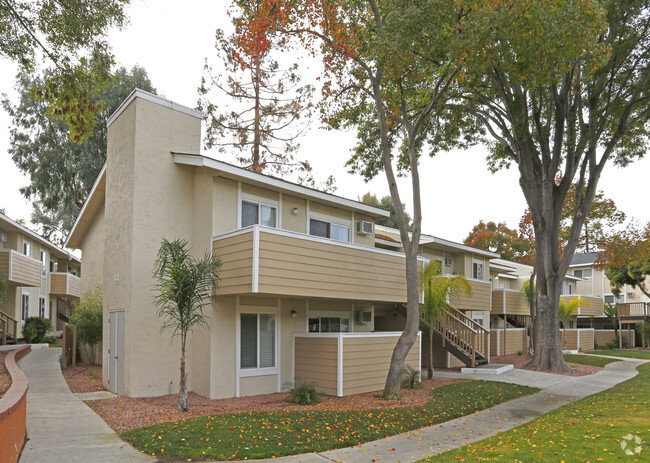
87,376 -> 464,434
0,352 -> 10,398
62,363 -> 105,393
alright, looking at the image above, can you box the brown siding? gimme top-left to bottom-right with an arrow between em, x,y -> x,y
560,295 -> 604,317
491,290 -> 504,313
505,292 -> 529,315
257,232 -> 413,302
294,337 -> 338,396
490,329 -> 528,356
5,252 -> 41,287
342,335 -> 419,395
594,330 -> 616,346
562,329 -> 578,350
68,275 -> 81,298
213,233 -> 254,295
0,252 -> 9,279
453,279 -> 491,311
579,330 -> 594,351
50,273 -> 68,295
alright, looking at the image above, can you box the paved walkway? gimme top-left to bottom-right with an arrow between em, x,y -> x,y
14,348 -> 646,463
18,346 -> 149,463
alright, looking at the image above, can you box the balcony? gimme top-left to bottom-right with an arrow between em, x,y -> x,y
212,226 -> 421,303
492,288 -> 529,315
0,249 -> 42,287
450,278 -> 492,311
560,294 -> 604,316
50,272 -> 82,299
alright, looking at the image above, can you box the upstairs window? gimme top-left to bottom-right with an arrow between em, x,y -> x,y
308,316 -> 350,333
472,262 -> 484,280
23,241 -> 31,257
309,219 -> 350,242
573,268 -> 592,278
40,250 -> 47,276
241,200 -> 277,228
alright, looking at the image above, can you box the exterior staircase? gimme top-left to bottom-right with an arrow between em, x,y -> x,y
0,312 -> 18,345
57,297 -> 75,323
433,305 -> 489,367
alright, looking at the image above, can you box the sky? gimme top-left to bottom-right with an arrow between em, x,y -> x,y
1,0 -> 649,248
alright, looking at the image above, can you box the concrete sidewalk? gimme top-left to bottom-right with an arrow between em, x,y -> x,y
18,346 -> 150,463
251,358 -> 644,463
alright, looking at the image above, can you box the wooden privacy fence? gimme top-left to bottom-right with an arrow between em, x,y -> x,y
62,324 -> 77,369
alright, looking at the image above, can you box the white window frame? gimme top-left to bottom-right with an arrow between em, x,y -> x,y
40,250 -> 47,277
39,296 -> 46,318
574,268 -> 593,279
308,211 -> 352,243
239,192 -> 280,229
237,305 -> 279,378
472,259 -> 485,280
23,240 -> 32,257
21,292 -> 30,324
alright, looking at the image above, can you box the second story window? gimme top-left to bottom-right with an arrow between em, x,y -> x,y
309,219 -> 350,242
573,268 -> 592,278
23,241 -> 31,257
40,250 -> 47,276
241,200 -> 277,228
472,261 -> 484,280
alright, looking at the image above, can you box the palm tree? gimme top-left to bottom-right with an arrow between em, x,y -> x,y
558,298 -> 587,349
604,303 -> 619,340
153,238 -> 222,411
419,260 -> 472,379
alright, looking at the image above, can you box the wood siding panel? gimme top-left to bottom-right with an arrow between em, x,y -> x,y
6,252 -> 41,287
505,292 -> 529,315
294,337 -> 338,395
0,252 -> 9,279
50,274 -> 67,295
453,280 -> 491,311
67,275 -> 81,298
491,290 -> 504,313
560,295 -> 604,317
562,330 -> 578,350
579,330 -> 594,351
490,329 -> 528,356
594,330 -> 616,346
341,335 -> 419,396
213,234 -> 253,295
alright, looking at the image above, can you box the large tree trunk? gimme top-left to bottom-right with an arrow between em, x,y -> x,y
528,293 -> 571,372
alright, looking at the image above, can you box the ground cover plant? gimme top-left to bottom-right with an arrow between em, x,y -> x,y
585,349 -> 650,360
122,380 -> 538,460
422,363 -> 650,462
562,354 -> 619,368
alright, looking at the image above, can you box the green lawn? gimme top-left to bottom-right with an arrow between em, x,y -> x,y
123,380 -> 538,460
562,353 -> 619,367
585,349 -> 650,360
421,362 -> 650,462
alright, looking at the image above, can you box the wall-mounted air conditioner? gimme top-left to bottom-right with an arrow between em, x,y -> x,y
627,292 -> 634,297
445,257 -> 453,266
356,310 -> 372,323
357,220 -> 373,235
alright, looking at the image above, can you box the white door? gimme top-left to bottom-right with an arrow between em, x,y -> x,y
108,310 -> 125,394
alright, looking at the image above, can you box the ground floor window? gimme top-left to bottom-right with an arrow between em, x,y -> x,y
39,297 -> 46,318
240,313 -> 276,369
309,316 -> 350,333
21,293 -> 30,322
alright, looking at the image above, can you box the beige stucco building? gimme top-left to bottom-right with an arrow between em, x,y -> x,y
0,213 -> 81,344
66,90 -> 422,399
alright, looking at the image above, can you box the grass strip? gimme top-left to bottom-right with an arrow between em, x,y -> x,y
584,349 -> 650,360
562,354 -> 619,367
123,380 -> 538,460
422,362 -> 649,461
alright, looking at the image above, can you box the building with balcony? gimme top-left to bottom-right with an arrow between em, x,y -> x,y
0,212 -> 81,344
65,90 -> 424,399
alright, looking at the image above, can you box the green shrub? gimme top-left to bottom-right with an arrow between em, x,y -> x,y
23,316 -> 53,343
289,381 -> 321,405
402,364 -> 422,389
69,285 -> 103,364
606,341 -> 616,350
517,350 -> 523,356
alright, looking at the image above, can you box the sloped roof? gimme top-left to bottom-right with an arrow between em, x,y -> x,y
570,252 -> 599,266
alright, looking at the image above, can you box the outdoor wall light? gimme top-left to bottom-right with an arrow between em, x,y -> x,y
291,310 -> 298,318
292,207 -> 299,215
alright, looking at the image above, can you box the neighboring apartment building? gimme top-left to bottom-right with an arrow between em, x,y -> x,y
65,90 -> 421,400
0,213 -> 81,343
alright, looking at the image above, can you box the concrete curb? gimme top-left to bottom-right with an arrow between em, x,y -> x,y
0,345 -> 31,463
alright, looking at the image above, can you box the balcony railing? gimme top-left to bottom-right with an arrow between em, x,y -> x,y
618,302 -> 649,318
50,272 -> 82,299
449,277 -> 492,311
212,225 -> 422,303
560,294 -> 604,316
0,249 -> 42,287
491,288 -> 529,315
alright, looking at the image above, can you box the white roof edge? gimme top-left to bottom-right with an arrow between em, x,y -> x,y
496,273 -> 519,279
65,164 -> 107,248
106,88 -> 203,128
173,153 -> 391,218
0,212 -> 80,263
374,224 -> 500,258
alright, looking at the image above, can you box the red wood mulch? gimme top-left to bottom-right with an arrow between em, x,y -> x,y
0,352 -> 10,398
62,362 -> 106,393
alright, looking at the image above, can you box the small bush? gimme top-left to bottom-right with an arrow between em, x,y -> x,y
402,364 -> 422,389
86,370 -> 100,379
69,285 -> 103,364
289,381 -> 321,405
606,341 -> 616,350
516,350 -> 523,356
23,316 -> 53,343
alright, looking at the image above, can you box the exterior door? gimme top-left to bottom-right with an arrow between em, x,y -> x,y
108,310 -> 125,394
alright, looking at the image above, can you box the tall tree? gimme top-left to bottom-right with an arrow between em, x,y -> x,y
457,0 -> 650,372
3,66 -> 156,243
237,0 -> 477,398
360,193 -> 412,231
197,21 -> 316,182
1,0 -> 130,141
153,238 -> 222,412
464,220 -> 534,264
596,221 -> 650,299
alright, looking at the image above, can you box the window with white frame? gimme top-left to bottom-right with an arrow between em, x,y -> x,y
23,241 -> 31,257
39,296 -> 46,318
472,261 -> 484,280
604,294 -> 625,304
309,216 -> 351,242
573,268 -> 592,278
240,313 -> 276,369
241,199 -> 278,228
21,293 -> 30,323
308,316 -> 350,333
40,250 -> 47,276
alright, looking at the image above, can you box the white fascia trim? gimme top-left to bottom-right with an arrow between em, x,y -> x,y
490,262 -> 518,272
337,333 -> 343,397
496,273 -> 520,280
252,227 -> 260,293
107,88 -> 203,128
565,274 -> 586,281
174,153 -> 390,218
64,164 -> 106,250
375,238 -> 401,248
293,331 -> 413,339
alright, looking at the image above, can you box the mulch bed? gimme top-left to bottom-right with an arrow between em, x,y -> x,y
86,376 -> 464,434
0,352 -> 10,398
62,362 -> 106,393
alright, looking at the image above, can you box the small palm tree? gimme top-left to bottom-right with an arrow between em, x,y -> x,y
558,298 -> 588,349
153,238 -> 222,412
604,303 -> 618,339
419,260 -> 472,379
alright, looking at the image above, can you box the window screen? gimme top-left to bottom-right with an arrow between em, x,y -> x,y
473,262 -> 484,280
310,219 -> 329,238
240,313 -> 258,368
259,314 -> 275,368
260,205 -> 277,227
331,224 -> 350,242
241,201 -> 259,227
